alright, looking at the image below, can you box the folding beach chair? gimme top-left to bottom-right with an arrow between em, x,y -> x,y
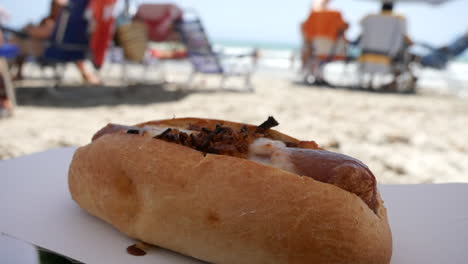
406,33 -> 468,95
176,11 -> 257,92
107,3 -> 185,84
415,31 -> 468,70
135,3 -> 187,64
300,10 -> 349,86
1,0 -> 90,86
41,0 -> 90,77
357,13 -> 416,92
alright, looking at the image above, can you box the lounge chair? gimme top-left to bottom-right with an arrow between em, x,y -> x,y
357,12 -> 416,92
300,9 -> 348,86
108,3 -> 185,84
175,10 -> 257,92
416,32 -> 468,70
1,0 -> 91,86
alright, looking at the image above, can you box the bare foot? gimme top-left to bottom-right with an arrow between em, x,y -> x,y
82,72 -> 101,85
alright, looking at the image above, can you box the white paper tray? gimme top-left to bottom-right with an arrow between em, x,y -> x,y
1,148 -> 467,264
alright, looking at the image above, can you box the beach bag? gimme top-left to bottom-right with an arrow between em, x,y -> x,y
116,20 -> 148,62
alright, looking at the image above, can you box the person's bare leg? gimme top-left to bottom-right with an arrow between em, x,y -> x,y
0,71 -> 13,117
75,60 -> 101,85
13,56 -> 25,80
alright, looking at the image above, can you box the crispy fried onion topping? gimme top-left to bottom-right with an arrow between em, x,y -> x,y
155,117 -> 281,158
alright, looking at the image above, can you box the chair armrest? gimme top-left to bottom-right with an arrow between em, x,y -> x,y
0,25 -> 29,39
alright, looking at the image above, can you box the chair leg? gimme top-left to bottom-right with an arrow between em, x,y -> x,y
185,71 -> 196,89
244,73 -> 254,92
54,64 -> 64,85
122,61 -> 129,84
150,59 -> 166,83
45,64 -> 63,95
159,61 -> 167,83
142,62 -> 149,84
368,74 -> 375,90
304,58 -> 319,84
219,75 -> 227,89
356,70 -> 364,90
0,58 -> 16,107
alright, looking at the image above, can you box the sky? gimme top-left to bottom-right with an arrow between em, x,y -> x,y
1,0 -> 467,48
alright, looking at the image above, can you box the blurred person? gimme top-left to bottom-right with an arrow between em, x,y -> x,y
357,2 -> 414,91
12,0 -> 100,84
1,5 -> 14,117
0,30 -> 12,118
300,0 -> 348,85
417,30 -> 468,69
0,5 -> 9,52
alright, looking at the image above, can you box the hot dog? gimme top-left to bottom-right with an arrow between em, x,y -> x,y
68,117 -> 392,264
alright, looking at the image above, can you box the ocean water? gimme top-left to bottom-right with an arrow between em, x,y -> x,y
213,40 -> 300,70
456,54 -> 468,63
213,40 -> 468,95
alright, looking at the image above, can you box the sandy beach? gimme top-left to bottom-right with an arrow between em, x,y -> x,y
1,63 -> 467,184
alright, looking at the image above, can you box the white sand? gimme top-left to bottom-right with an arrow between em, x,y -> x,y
1,64 -> 467,184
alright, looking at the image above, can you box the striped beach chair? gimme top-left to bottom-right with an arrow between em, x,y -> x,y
176,10 -> 258,92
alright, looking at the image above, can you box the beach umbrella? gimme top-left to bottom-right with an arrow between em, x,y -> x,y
362,0 -> 453,4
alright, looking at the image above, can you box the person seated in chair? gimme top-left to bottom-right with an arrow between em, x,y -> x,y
358,2 -> 414,91
12,0 -> 100,84
417,30 -> 468,70
300,0 -> 348,86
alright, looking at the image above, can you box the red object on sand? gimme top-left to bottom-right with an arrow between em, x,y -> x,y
135,4 -> 182,42
88,0 -> 116,68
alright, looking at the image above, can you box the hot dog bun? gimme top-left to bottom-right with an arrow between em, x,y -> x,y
68,118 -> 392,264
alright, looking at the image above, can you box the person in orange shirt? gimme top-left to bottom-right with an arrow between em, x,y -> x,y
300,0 -> 348,85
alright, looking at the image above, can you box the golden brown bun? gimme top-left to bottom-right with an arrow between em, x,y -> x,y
69,118 -> 392,264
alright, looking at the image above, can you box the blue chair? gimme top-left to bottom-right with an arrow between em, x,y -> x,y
1,0 -> 90,84
42,0 -> 90,64
0,43 -> 19,59
0,43 -> 19,107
